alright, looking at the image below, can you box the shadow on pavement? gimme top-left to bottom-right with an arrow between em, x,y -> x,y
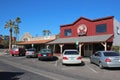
39,56 -> 59,62
64,61 -> 85,66
105,67 -> 120,71
0,72 -> 24,80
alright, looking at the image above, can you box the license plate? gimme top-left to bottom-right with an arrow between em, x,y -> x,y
119,60 -> 120,62
43,55 -> 46,56
70,57 -> 75,60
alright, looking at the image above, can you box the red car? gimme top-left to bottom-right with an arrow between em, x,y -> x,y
10,47 -> 26,56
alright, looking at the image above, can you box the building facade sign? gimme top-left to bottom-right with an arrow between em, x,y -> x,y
77,24 -> 87,36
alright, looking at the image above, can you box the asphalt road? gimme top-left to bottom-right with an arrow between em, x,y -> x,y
1,54 -> 120,80
0,59 -> 52,80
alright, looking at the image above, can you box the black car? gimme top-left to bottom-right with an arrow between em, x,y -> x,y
38,49 -> 53,60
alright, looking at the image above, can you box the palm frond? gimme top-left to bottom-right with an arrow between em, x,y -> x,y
4,22 -> 9,29
15,17 -> 21,23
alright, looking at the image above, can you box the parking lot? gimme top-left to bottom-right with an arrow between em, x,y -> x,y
1,54 -> 120,80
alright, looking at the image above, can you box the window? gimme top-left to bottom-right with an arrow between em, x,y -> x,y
64,51 -> 79,55
64,29 -> 72,36
94,52 -> 100,57
96,24 -> 107,33
103,52 -> 120,56
24,38 -> 28,42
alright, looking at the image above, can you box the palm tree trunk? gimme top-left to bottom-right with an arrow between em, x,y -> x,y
9,28 -> 12,50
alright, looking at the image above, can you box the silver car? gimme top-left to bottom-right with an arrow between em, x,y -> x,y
90,51 -> 120,69
25,48 -> 37,58
62,49 -> 82,65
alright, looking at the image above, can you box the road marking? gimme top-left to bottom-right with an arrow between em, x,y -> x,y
86,65 -> 98,73
1,59 -> 79,80
61,67 -> 76,70
55,60 -> 58,66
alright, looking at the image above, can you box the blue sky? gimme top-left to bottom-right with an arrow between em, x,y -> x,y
0,0 -> 120,40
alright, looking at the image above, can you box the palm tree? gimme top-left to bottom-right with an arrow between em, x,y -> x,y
43,30 -> 51,36
46,30 -> 51,36
14,26 -> 19,42
4,17 -> 21,50
43,30 -> 47,36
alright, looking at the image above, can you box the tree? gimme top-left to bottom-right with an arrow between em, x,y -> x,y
43,30 -> 47,36
43,30 -> 51,36
46,30 -> 51,36
4,17 -> 21,50
14,26 -> 19,42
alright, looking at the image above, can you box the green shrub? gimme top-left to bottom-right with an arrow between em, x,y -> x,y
112,46 -> 120,52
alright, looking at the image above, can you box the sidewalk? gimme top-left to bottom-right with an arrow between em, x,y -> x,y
0,49 -> 9,55
82,57 -> 90,62
0,52 -> 4,56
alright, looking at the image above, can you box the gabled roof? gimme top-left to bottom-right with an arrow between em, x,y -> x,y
17,39 -> 54,45
60,16 -> 114,27
48,34 -> 113,44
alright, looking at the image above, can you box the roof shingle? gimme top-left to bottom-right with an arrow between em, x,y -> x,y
48,34 -> 113,44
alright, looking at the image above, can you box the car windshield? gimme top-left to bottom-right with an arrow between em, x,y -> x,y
40,49 -> 51,53
103,52 -> 120,56
64,51 -> 79,55
12,48 -> 18,51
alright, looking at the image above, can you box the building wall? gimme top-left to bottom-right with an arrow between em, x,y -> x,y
60,17 -> 114,38
113,19 -> 120,46
21,32 -> 32,41
21,32 -> 57,41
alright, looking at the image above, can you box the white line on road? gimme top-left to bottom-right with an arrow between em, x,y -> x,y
1,58 -> 79,80
86,65 -> 98,73
55,60 -> 58,67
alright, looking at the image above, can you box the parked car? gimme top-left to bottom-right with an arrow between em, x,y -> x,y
62,49 -> 82,65
90,51 -> 120,69
38,49 -> 53,60
25,48 -> 37,58
9,47 -> 26,56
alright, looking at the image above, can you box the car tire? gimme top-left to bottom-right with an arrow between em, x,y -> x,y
12,54 -> 14,56
38,58 -> 41,60
26,56 -> 30,58
62,63 -> 65,65
99,62 -> 104,69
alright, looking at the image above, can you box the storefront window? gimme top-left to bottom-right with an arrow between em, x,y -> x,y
64,29 -> 72,36
96,24 -> 107,33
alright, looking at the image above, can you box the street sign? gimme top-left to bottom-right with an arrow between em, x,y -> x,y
76,41 -> 79,45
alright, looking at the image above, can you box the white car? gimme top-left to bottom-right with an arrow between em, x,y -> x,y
62,49 -> 82,64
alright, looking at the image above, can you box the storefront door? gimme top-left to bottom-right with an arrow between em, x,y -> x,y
84,44 -> 93,57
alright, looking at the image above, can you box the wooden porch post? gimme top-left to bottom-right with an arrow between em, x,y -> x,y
101,42 -> 107,51
46,45 -> 49,49
53,44 -> 56,53
79,43 -> 84,56
59,44 -> 64,54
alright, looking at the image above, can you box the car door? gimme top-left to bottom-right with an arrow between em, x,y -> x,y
95,52 -> 101,65
94,52 -> 100,64
91,53 -> 96,63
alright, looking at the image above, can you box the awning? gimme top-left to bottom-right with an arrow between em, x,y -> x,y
17,39 -> 54,45
48,34 -> 113,44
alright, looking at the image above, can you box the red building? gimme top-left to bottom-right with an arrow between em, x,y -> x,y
49,16 -> 120,57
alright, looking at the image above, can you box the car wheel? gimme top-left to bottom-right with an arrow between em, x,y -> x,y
12,54 -> 14,56
99,62 -> 104,69
26,56 -> 30,58
38,58 -> 41,60
62,63 -> 65,65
